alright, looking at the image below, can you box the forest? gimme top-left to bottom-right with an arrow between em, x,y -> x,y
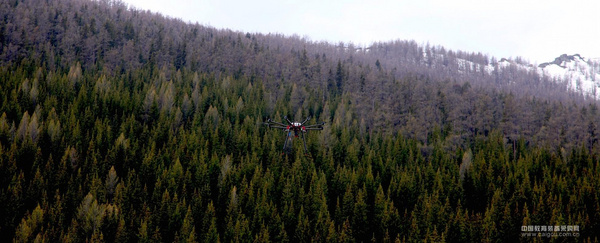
0,0 -> 599,242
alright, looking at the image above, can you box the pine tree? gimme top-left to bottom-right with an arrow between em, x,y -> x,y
14,204 -> 44,242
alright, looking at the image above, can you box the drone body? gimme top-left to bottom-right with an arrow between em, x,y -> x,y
264,116 -> 324,155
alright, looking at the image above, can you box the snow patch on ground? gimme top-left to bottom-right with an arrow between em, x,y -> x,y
539,55 -> 600,98
487,55 -> 600,99
421,51 -> 600,99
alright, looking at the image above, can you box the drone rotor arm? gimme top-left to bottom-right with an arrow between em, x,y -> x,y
304,127 -> 323,130
303,122 -> 324,128
284,116 -> 294,125
300,116 -> 311,126
268,125 -> 289,130
265,120 -> 288,127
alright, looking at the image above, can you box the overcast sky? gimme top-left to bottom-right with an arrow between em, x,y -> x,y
121,0 -> 600,64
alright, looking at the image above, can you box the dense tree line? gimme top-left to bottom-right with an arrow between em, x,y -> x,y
1,0 -> 599,242
0,0 -> 595,149
2,63 -> 599,242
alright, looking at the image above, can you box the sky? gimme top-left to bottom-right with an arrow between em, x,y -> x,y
121,0 -> 600,64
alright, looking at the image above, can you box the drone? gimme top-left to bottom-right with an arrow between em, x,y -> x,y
264,116 -> 325,154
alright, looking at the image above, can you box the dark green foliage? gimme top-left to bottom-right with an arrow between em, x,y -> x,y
0,0 -> 599,242
1,64 -> 597,242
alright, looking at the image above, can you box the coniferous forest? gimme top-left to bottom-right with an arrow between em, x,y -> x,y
1,0 -> 599,242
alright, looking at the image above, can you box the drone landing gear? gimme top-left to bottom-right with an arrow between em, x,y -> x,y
280,131 -> 312,157
282,131 -> 291,151
301,132 -> 310,156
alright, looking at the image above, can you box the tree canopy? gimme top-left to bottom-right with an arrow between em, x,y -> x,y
0,0 -> 598,242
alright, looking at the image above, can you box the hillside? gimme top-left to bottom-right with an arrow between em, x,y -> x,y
539,54 -> 600,98
0,0 -> 599,241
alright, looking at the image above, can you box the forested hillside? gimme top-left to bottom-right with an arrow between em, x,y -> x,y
0,0 -> 599,242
